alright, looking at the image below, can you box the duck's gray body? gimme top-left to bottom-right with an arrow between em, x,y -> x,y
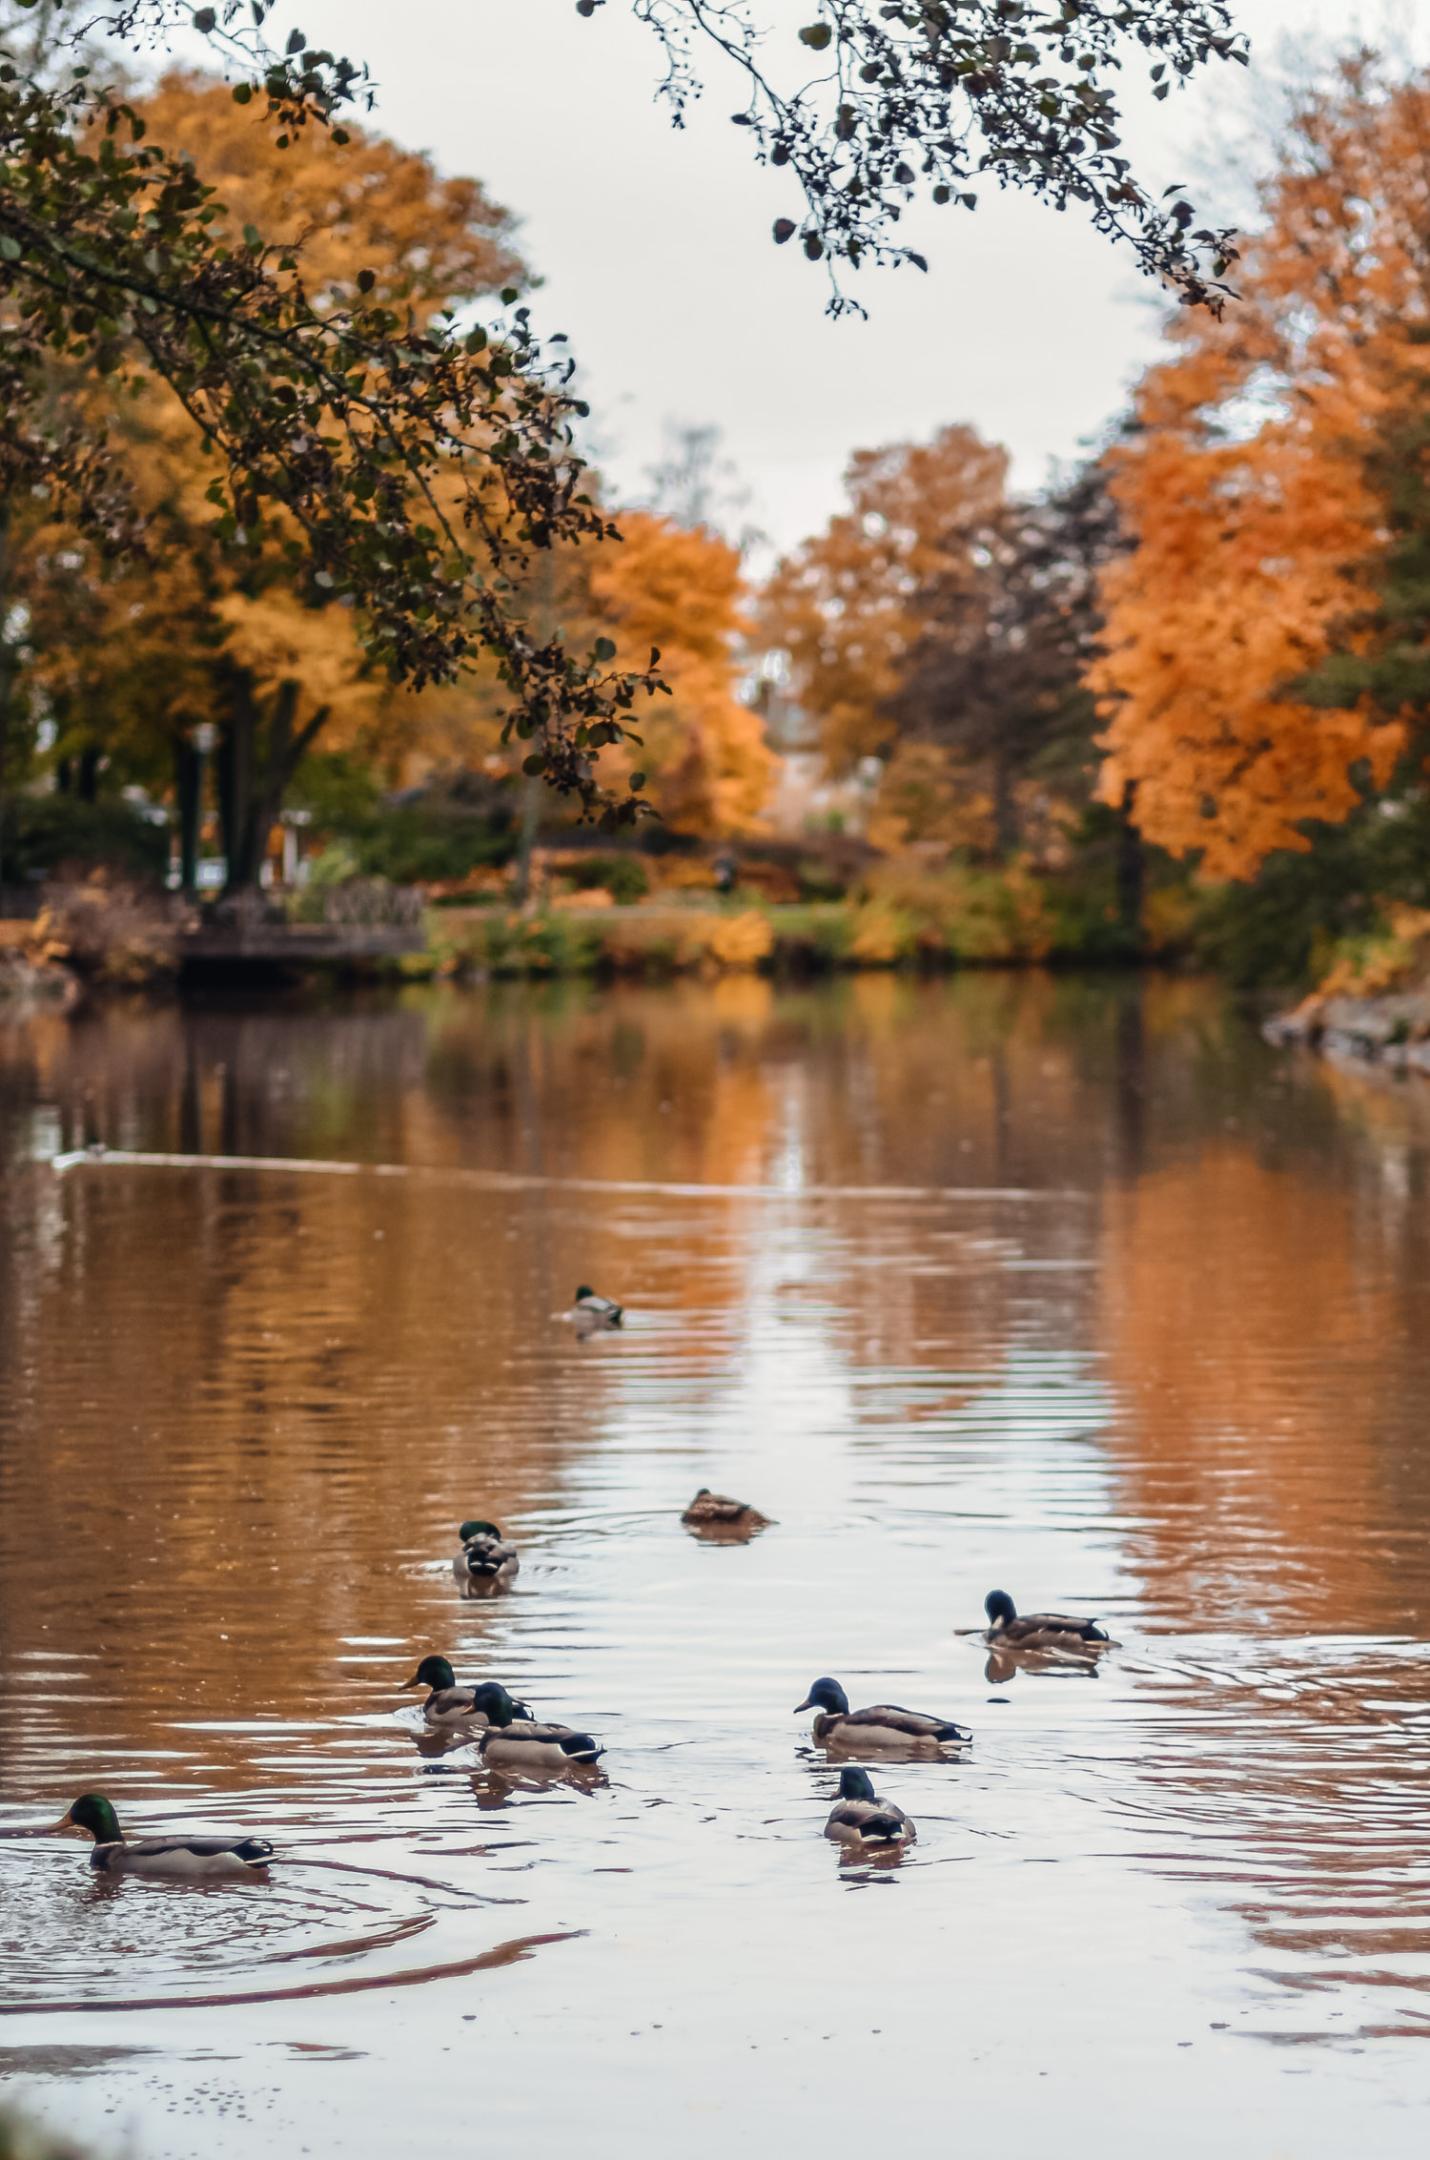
476,1718 -> 603,1773
452,1533 -> 520,1595
573,1291 -> 622,1331
824,1788 -> 915,1849
984,1591 -> 1115,1650
812,1704 -> 969,1754
680,1488 -> 769,1532
422,1684 -> 490,1728
796,1679 -> 970,1757
90,1834 -> 274,1879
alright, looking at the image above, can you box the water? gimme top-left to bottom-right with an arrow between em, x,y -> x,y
3,972 -> 1430,2152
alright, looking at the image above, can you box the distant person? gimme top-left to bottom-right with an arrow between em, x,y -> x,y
713,851 -> 736,896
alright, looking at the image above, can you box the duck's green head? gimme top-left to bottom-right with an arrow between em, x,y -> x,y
795,1678 -> 849,1716
467,1682 -> 527,1728
574,1286 -> 595,1304
459,1521 -> 502,1544
985,1590 -> 1017,1628
64,1794 -> 121,1845
404,1655 -> 456,1692
837,1768 -> 877,1803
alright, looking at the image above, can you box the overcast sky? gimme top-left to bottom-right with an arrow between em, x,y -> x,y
270,1 -> 1426,555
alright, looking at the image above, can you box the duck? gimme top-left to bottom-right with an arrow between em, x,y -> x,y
465,1682 -> 604,1773
402,1655 -> 533,1731
452,1519 -> 520,1595
983,1589 -> 1117,1651
795,1677 -> 971,1756
824,1767 -> 915,1851
680,1488 -> 770,1535
58,1793 -> 273,1879
571,1285 -> 622,1331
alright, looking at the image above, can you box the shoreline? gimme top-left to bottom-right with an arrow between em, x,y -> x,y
1264,988 -> 1430,1076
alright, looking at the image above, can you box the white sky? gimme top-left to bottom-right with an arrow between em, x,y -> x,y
248,1 -> 1427,553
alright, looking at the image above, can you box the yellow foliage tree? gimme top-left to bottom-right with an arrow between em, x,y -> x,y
586,512 -> 773,834
1094,59 -> 1430,879
41,71 -> 529,889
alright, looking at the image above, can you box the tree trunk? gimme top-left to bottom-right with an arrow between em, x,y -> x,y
1115,780 -> 1145,952
216,684 -> 250,885
220,674 -> 328,895
77,744 -> 101,803
511,772 -> 543,907
0,507 -> 13,889
991,744 -> 1018,859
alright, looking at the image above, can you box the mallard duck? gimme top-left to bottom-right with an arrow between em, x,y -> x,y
452,1519 -> 520,1594
402,1655 -> 533,1730
572,1285 -> 622,1331
680,1488 -> 770,1535
983,1590 -> 1117,1650
465,1682 -> 604,1772
824,1767 -> 915,1850
795,1677 -> 971,1755
58,1794 -> 273,1878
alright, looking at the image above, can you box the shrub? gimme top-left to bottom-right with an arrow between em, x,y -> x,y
860,860 -> 1055,964
1314,903 -> 1430,998
2,793 -> 169,882
565,852 -> 649,904
33,871 -> 178,983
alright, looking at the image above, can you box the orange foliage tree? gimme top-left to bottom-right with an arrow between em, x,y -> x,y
585,513 -> 772,834
759,425 -> 1009,777
1094,59 -> 1430,880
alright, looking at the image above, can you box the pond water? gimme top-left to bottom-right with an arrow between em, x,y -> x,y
3,972 -> 1430,2154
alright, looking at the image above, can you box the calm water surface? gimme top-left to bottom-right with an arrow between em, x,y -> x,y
3,973 -> 1430,2153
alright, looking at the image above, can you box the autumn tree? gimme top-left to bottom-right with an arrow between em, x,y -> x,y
760,424 -> 1009,774
1297,375 -> 1430,750
586,511 -> 772,834
1094,58 -> 1430,880
1,11 -> 659,830
889,459 -> 1122,861
14,70 -> 552,890
3,1 -> 1248,841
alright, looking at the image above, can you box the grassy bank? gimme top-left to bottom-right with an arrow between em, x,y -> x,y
409,863 -> 1191,982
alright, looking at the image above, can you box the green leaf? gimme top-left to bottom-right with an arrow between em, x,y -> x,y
593,636 -> 617,663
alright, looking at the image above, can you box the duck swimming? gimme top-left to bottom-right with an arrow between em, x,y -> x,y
402,1656 -> 533,1731
795,1678 -> 971,1756
571,1285 -> 622,1331
824,1767 -> 915,1851
466,1682 -> 604,1773
58,1794 -> 273,1879
680,1488 -> 770,1536
982,1590 -> 1117,1651
452,1520 -> 520,1595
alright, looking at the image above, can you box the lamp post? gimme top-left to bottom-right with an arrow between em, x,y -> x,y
181,721 -> 218,897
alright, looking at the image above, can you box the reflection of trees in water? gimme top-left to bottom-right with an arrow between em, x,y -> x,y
1099,1137 -> 1430,1636
5,975 -> 1430,1792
